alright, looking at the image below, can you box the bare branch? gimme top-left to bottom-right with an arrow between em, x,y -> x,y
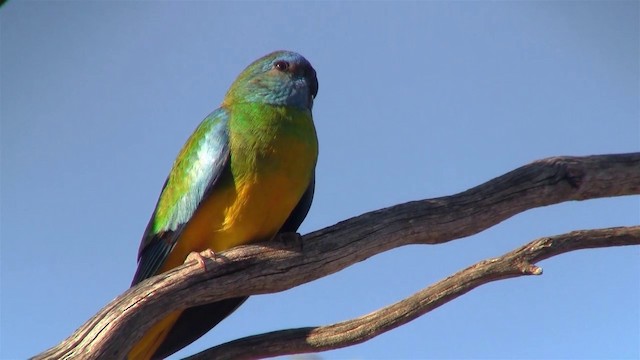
186,226 -> 640,359
33,153 -> 640,360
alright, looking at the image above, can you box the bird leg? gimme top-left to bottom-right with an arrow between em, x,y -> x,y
274,232 -> 304,251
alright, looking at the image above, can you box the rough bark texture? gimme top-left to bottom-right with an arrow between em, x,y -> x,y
185,226 -> 640,360
33,153 -> 640,360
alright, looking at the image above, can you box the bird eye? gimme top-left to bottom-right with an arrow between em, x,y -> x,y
274,61 -> 289,71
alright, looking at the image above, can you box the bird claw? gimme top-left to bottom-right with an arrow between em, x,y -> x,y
275,232 -> 304,250
187,249 -> 217,271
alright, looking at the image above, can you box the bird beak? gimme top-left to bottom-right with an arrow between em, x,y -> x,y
310,71 -> 318,100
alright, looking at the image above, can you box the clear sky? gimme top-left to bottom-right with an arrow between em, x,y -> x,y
1,1 -> 638,359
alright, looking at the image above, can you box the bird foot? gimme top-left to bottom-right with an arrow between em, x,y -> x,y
275,232 -> 304,250
186,249 -> 216,271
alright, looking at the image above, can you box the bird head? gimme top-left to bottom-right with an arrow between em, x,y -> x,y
223,50 -> 318,110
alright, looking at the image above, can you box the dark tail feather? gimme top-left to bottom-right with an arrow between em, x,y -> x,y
152,297 -> 248,359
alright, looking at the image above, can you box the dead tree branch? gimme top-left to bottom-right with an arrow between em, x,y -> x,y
33,152 -> 640,360
186,226 -> 640,359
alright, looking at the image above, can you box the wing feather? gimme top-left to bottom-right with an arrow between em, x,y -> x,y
132,108 -> 230,285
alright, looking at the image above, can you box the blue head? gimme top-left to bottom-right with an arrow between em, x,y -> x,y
224,50 -> 318,110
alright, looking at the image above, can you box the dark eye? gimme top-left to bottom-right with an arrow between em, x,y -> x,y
274,60 -> 289,71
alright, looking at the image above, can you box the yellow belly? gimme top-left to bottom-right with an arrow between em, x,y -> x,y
163,169 -> 310,270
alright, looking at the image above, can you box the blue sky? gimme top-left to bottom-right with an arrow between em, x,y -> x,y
2,1 -> 638,359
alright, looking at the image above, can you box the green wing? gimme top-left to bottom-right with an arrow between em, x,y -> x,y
132,108 -> 230,285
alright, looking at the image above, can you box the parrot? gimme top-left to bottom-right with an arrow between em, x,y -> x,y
128,50 -> 319,360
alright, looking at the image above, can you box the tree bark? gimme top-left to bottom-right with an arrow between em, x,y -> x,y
185,226 -> 640,360
33,152 -> 640,360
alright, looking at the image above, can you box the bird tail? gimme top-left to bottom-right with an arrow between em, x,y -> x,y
129,297 -> 248,359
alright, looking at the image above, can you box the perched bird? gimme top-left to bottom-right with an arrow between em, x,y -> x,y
128,50 -> 319,360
